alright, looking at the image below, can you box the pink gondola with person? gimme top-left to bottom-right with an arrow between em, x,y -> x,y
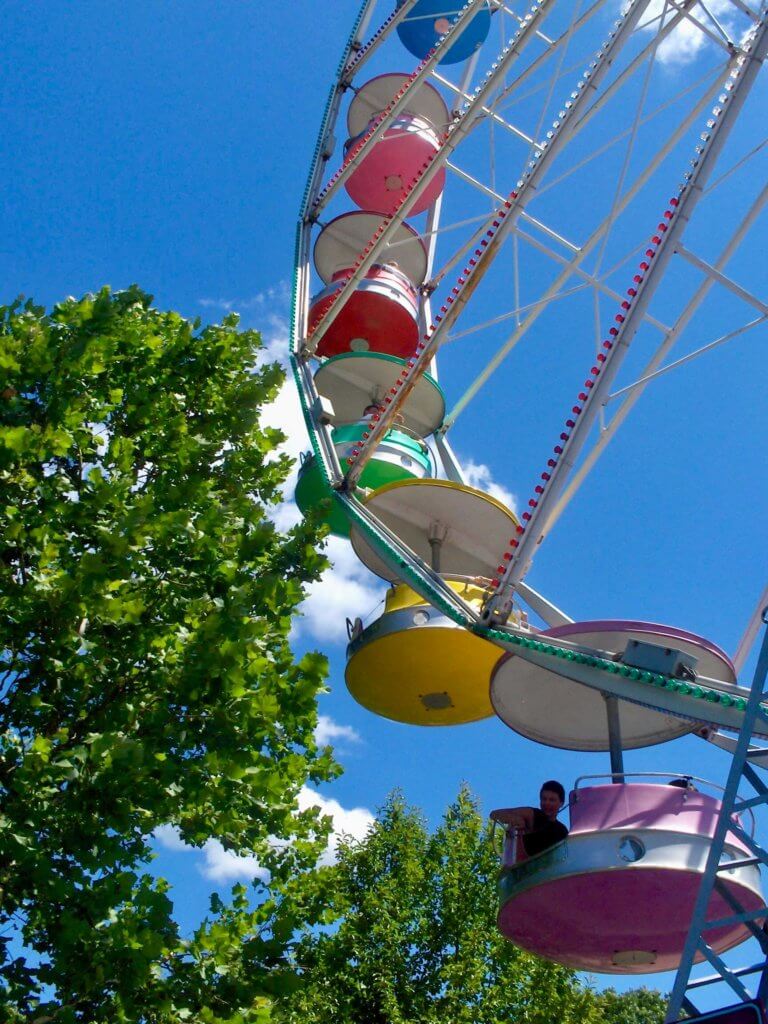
493,776 -> 765,974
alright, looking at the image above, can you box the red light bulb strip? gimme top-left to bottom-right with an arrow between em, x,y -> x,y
488,196 -> 680,588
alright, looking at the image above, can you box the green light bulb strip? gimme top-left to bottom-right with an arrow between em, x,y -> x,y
338,492 -> 752,717
483,627 -> 749,713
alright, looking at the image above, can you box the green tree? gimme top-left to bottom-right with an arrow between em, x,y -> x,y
0,287 -> 336,1022
274,786 -> 665,1024
593,986 -> 667,1024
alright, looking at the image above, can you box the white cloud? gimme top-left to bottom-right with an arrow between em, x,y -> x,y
261,374 -> 306,466
198,284 -> 304,459
295,534 -> 387,645
199,283 -> 291,323
641,0 -> 735,66
152,785 -> 374,883
199,284 -> 386,642
154,823 -> 189,852
153,823 -> 270,883
201,841 -> 269,884
297,785 -> 375,867
315,714 -> 362,747
462,458 -> 517,512
270,492 -> 304,533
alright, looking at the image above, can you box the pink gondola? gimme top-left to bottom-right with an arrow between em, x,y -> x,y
343,74 -> 448,216
495,781 -> 764,973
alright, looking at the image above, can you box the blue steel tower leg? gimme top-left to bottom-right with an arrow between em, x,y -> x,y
666,611 -> 768,1023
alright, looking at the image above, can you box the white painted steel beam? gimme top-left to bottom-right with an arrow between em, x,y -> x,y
434,434 -> 467,484
443,161 -> 581,252
442,51 -> 715,434
542,179 -> 768,540
344,0 -> 659,487
536,63 -> 725,199
606,314 -> 767,401
431,69 -> 543,148
675,242 -> 768,314
487,0 -> 610,119
486,16 -> 768,613
515,581 -> 574,626
441,165 -> 674,333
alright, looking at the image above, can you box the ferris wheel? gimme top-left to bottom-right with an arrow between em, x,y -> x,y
289,0 -> 768,1016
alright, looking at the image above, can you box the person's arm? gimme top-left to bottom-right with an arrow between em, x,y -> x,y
489,807 -> 535,830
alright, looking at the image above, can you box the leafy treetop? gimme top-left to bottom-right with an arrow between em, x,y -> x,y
0,287 -> 334,1023
272,786 -> 667,1024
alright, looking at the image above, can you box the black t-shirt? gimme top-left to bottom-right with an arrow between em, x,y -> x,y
521,809 -> 568,857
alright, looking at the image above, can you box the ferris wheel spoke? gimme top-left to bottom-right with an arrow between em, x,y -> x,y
443,161 -> 581,252
482,16 -> 768,612
427,216 -> 499,290
607,314 -> 768,403
494,1 -> 557,45
702,136 -> 768,194
441,74 -> 718,433
490,57 -> 589,119
457,6 -> 726,282
444,282 -> 595,345
489,0 -> 610,115
535,62 -> 724,200
666,0 -> 737,52
524,0 -> 589,171
436,222 -> 674,346
509,226 -> 672,333
569,1 -> 702,138
698,0 -> 741,44
726,0 -> 762,20
431,71 -> 542,147
674,243 -> 768,313
525,177 -> 768,570
592,0 -> 673,276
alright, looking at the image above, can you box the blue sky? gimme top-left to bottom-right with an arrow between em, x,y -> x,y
3,0 -> 767,999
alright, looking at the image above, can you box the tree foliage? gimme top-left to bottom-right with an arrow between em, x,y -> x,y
273,787 -> 667,1024
0,287 -> 335,1022
594,986 -> 670,1024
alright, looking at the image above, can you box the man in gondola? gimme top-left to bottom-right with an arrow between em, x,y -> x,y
490,780 -> 569,857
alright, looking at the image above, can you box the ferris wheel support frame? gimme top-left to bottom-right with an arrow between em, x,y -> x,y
440,72 -> 716,444
483,13 -> 768,618
439,160 -> 672,331
343,0 -> 675,488
290,0 -> 768,742
665,614 -> 768,1023
440,9 -> 719,435
522,161 -> 768,558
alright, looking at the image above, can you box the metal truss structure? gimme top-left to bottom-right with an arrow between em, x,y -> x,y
667,615 -> 768,1021
289,1 -> 768,1016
